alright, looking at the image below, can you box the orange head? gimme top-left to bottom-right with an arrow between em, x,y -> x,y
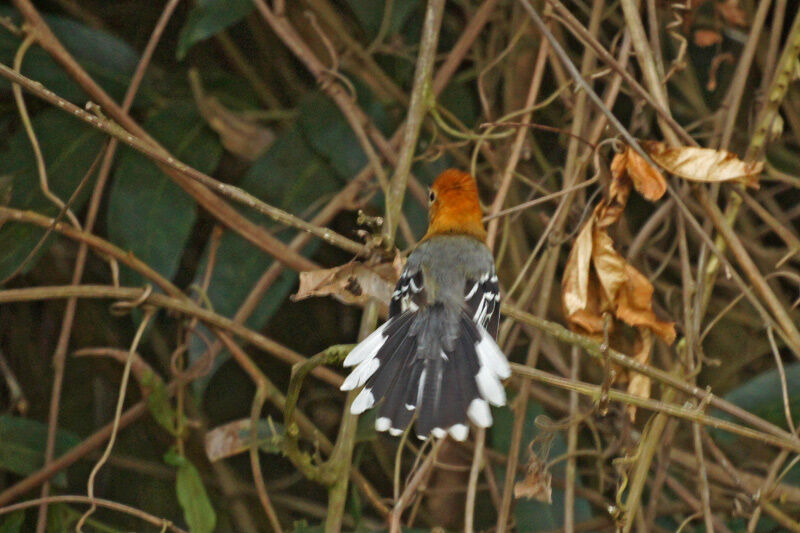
423,169 -> 487,242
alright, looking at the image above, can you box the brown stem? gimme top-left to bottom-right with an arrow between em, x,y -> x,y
0,285 -> 343,386
34,3 -> 183,520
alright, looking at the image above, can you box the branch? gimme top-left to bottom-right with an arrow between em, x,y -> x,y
0,285 -> 343,387
502,304 -> 800,445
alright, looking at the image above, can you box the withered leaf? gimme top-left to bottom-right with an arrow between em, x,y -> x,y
562,218 -> 595,319
591,225 -> 628,305
293,260 -> 401,306
625,147 -> 667,201
562,213 -> 675,344
616,265 -> 676,344
610,149 -> 628,184
565,286 -> 607,335
608,151 -> 632,207
642,141 -> 762,188
626,329 -> 654,421
514,437 -> 553,503
598,157 -> 629,227
205,418 -> 284,462
602,147 -> 663,227
190,71 -> 275,161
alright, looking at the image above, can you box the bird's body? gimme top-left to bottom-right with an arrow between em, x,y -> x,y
340,170 -> 510,441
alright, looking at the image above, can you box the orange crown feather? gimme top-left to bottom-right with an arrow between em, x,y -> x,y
422,169 -> 487,243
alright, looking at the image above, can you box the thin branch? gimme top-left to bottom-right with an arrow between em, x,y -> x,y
389,439 -> 445,532
510,364 -> 800,453
0,496 -> 187,533
0,285 -> 343,386
36,3 -> 182,525
486,14 -> 551,250
0,67 -> 360,264
464,429 -> 485,533
76,309 -> 155,531
502,304 -> 800,445
383,0 -> 446,241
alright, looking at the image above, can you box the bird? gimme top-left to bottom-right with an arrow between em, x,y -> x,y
340,169 -> 511,441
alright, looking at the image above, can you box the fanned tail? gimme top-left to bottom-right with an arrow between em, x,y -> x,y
341,307 -> 510,441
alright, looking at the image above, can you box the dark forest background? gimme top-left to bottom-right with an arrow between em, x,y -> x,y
0,0 -> 800,531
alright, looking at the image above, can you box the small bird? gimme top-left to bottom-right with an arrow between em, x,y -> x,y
340,169 -> 511,441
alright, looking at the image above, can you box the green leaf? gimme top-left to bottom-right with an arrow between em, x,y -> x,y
0,109 -> 103,281
176,0 -> 254,59
107,101 -> 222,287
0,415 -> 80,487
0,511 -> 25,533
188,126 -> 337,387
491,397 -> 593,530
141,370 -> 181,436
0,7 -> 149,105
246,127 -> 341,216
766,143 -> 800,178
343,0 -> 421,40
164,450 -> 217,533
298,88 -> 390,180
713,362 -> 800,439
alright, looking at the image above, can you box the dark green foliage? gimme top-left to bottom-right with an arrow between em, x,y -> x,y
0,110 -> 103,279
107,102 -> 222,287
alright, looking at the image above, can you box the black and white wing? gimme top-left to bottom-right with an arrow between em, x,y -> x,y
341,256 -> 508,442
388,268 -> 426,317
463,269 -> 501,337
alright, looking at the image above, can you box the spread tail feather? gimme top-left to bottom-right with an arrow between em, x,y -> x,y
343,308 -> 509,441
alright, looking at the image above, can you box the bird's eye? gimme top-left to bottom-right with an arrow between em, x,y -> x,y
428,190 -> 436,204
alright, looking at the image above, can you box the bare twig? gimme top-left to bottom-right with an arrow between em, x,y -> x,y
465,429 -> 485,533
383,0 -> 446,242
0,495 -> 187,532
35,3 -> 182,526
76,309 -> 155,531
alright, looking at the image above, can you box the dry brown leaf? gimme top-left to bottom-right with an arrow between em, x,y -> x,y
626,329 -> 654,421
196,95 -> 275,161
601,151 -> 631,227
601,147 -> 662,227
293,260 -> 400,306
693,29 -> 723,47
591,225 -> 628,305
642,141 -> 762,188
617,264 -> 677,344
514,458 -> 552,503
610,149 -> 628,184
562,211 -> 675,345
563,144 -> 676,410
205,419 -> 252,462
625,147 -> 667,201
514,438 -> 553,503
568,308 -> 605,336
608,154 -> 631,204
562,218 -> 595,319
190,71 -> 275,161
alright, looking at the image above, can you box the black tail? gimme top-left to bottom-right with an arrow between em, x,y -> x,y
342,307 -> 510,441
